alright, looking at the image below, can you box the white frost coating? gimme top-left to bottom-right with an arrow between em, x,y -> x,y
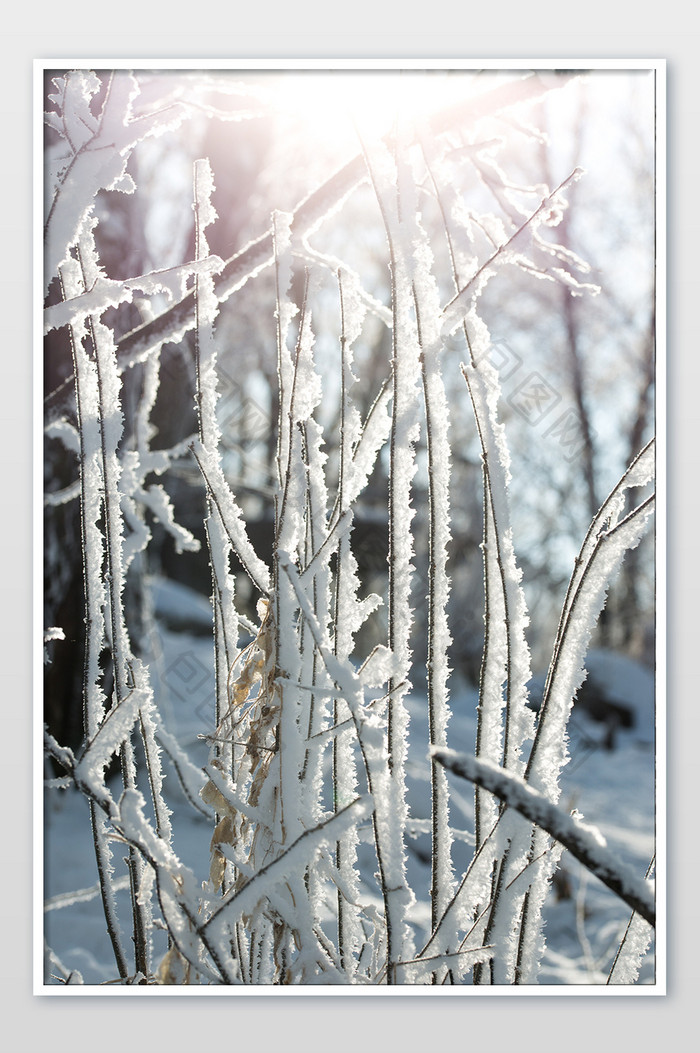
270,219 -> 324,850
204,796 -> 372,944
276,575 -> 306,844
189,157 -> 242,769
362,132 -> 428,971
45,70 -> 192,294
193,158 -> 217,243
440,167 -> 597,337
608,910 -> 654,985
156,727 -> 213,819
115,788 -> 227,984
139,482 -> 201,555
191,440 -> 271,594
45,874 -> 131,913
45,417 -> 80,454
359,645 -> 402,688
44,257 -> 223,334
328,266 -> 373,977
291,284 -> 323,424
203,763 -> 275,831
513,824 -> 564,984
44,481 -> 81,507
460,317 -> 534,811
72,228 -> 175,875
79,231 -> 134,700
343,381 -> 392,513
406,164 -> 457,931
60,260 -> 108,735
529,494 -> 655,800
279,553 -> 416,967
398,941 -> 495,985
272,210 -> 298,488
432,748 -> 656,926
76,688 -> 147,784
300,412 -> 332,793
191,159 -> 220,444
559,439 -> 655,628
193,159 -> 221,339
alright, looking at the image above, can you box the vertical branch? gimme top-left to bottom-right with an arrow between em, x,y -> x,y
74,234 -> 152,980
420,141 -> 503,849
60,258 -> 129,981
331,269 -> 365,977
192,159 -> 239,788
360,130 -> 423,981
411,257 -> 455,952
275,268 -> 312,847
421,132 -> 538,985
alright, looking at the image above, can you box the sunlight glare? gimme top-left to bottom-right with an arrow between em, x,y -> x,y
269,70 -> 472,146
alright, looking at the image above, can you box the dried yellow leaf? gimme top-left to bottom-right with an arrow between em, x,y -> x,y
156,945 -> 190,985
210,848 -> 226,891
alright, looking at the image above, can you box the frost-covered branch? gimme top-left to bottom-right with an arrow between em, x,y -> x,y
432,748 -> 655,926
202,796 -> 373,941
112,73 -> 557,368
441,168 -> 594,335
44,257 -> 223,335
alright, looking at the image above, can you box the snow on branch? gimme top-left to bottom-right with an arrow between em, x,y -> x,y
190,438 -> 271,595
441,168 -> 594,336
202,796 -> 373,941
43,257 -> 224,335
431,748 -> 655,927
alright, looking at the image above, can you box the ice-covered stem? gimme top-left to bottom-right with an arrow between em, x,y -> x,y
202,796 -> 372,945
332,269 -> 365,975
298,416 -> 325,790
295,342 -> 333,950
273,260 -> 312,845
191,158 -> 241,783
421,138 -> 534,851
60,259 -> 129,981
460,353 -> 534,863
279,554 -> 411,981
361,129 -> 424,980
412,270 -> 455,937
441,168 -> 585,337
535,438 -> 655,761
424,135 -> 596,984
508,447 -> 656,983
607,857 -> 656,984
44,257 -> 223,336
526,480 -> 656,798
421,141 -> 498,851
51,737 -> 234,984
190,441 -> 271,596
303,375 -> 392,580
73,228 -> 178,978
432,749 -> 655,927
514,480 -> 655,980
449,295 -> 534,982
44,70 -> 193,296
275,266 -> 311,551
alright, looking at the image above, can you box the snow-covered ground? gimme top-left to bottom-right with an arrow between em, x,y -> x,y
43,575 -> 656,987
